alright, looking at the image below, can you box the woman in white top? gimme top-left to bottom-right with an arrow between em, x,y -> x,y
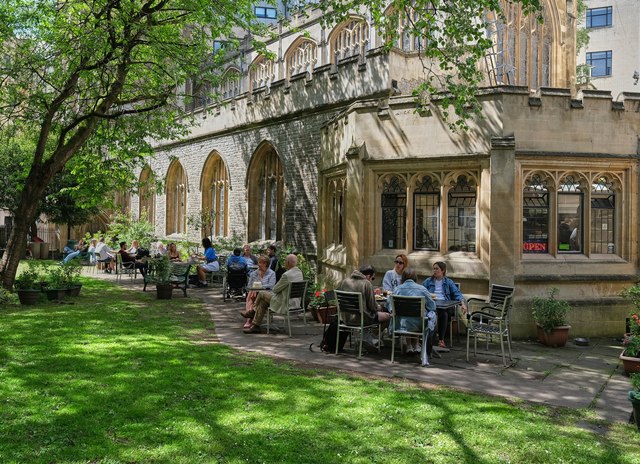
242,255 -> 276,328
382,254 -> 409,293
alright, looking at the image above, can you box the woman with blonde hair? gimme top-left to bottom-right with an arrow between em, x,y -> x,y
382,254 -> 409,293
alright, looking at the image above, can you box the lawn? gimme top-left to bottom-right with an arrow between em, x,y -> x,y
1,276 -> 639,463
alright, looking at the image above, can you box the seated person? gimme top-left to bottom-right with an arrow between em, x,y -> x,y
267,244 -> 279,272
117,241 -> 148,277
117,241 -> 136,266
382,254 -> 408,293
241,255 -> 276,328
195,237 -> 219,287
62,240 -> 75,258
155,241 -> 167,257
241,254 -> 302,334
167,242 -> 182,262
95,237 -> 115,272
87,238 -> 98,264
422,261 -> 467,349
392,268 -> 436,355
227,247 -> 248,273
127,240 -> 140,256
337,264 -> 391,352
62,238 -> 88,264
242,244 -> 258,266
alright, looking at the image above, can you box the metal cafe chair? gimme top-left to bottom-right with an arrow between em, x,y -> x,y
466,287 -> 515,366
334,290 -> 381,359
388,295 -> 426,364
266,280 -> 308,337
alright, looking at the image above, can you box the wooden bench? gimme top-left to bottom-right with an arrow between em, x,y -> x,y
143,262 -> 192,297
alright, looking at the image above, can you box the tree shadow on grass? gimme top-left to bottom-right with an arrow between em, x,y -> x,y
0,279 -> 638,463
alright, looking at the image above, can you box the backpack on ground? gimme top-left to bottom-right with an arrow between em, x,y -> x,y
319,320 -> 348,353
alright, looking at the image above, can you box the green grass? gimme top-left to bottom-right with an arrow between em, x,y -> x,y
1,277 -> 639,463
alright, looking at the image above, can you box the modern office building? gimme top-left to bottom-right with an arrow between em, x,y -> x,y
580,0 -> 640,96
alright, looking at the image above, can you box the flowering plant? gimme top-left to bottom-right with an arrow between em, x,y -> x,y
623,312 -> 640,358
630,373 -> 640,401
309,288 -> 328,307
621,285 -> 640,358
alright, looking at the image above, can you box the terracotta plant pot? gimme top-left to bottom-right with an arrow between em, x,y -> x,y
620,351 -> 640,375
308,305 -> 319,322
536,324 -> 571,347
316,305 -> 337,324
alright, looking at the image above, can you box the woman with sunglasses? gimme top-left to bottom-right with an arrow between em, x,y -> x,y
382,254 -> 409,293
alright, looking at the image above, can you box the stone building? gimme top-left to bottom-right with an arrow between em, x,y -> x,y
129,0 -> 640,337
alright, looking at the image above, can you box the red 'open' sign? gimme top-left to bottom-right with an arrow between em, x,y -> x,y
523,242 -> 547,253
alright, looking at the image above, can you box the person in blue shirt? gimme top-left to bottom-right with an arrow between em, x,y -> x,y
392,267 -> 436,354
226,247 -> 248,272
422,261 -> 467,349
196,237 -> 219,287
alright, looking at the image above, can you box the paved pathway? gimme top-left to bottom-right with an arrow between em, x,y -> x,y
97,270 -> 635,425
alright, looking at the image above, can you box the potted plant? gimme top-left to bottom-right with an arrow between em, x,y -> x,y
307,285 -> 326,322
629,373 -> 640,430
154,255 -> 173,299
531,287 -> 572,347
621,285 -> 640,374
13,263 -> 41,305
61,259 -> 83,296
44,266 -> 67,301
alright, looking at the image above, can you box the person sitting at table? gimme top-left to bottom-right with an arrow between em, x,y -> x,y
195,237 -> 219,287
392,268 -> 436,355
337,264 -> 392,352
87,238 -> 98,264
127,240 -> 140,256
241,255 -> 276,329
167,242 -> 182,262
227,247 -> 248,272
242,254 -> 302,334
117,241 -> 137,271
382,254 -> 409,293
155,241 -> 167,257
422,261 -> 467,349
242,244 -> 258,266
95,237 -> 115,273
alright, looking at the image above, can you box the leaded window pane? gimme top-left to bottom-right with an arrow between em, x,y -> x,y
558,176 -> 583,253
591,177 -> 615,254
447,176 -> 476,252
382,176 -> 406,249
413,176 -> 439,250
523,175 -> 549,253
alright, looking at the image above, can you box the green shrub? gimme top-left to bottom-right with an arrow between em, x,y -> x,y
531,287 -> 572,332
13,262 -> 40,290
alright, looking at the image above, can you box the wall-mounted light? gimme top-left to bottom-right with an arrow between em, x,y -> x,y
633,71 -> 639,85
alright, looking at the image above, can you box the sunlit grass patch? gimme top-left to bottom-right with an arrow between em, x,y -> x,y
1,277 -> 639,463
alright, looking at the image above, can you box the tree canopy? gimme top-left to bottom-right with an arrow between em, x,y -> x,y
0,0 -> 544,288
0,0 -> 272,287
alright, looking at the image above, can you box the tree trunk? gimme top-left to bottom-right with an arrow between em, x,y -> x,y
0,168 -> 49,290
1,207 -> 38,290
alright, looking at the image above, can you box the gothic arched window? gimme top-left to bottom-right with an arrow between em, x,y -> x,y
247,144 -> 284,241
201,152 -> 229,237
138,165 -> 156,224
166,160 -> 188,235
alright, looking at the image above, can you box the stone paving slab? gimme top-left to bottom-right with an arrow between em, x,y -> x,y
92,271 -> 637,424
